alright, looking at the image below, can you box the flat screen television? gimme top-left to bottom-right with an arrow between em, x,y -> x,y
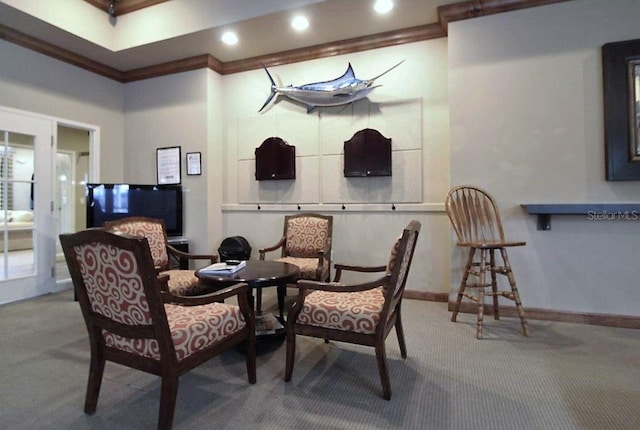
86,183 -> 183,237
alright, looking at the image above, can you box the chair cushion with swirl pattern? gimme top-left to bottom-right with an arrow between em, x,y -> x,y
296,287 -> 385,334
102,302 -> 246,361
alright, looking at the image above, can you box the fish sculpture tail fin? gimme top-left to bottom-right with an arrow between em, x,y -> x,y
259,63 -> 278,112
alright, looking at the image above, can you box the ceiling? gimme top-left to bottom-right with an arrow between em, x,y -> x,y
0,0 -> 568,80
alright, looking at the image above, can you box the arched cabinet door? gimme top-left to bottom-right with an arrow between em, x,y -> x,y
343,128 -> 391,177
255,137 -> 296,180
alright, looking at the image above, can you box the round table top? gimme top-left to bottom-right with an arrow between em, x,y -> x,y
195,260 -> 300,289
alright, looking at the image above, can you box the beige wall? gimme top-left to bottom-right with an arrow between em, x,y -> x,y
0,40 -> 125,183
3,0 -> 639,316
121,40 -> 452,294
449,0 -> 640,316
220,40 -> 451,294
123,69 -> 220,255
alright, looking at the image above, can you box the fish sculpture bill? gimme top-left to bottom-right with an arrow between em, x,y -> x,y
259,60 -> 404,113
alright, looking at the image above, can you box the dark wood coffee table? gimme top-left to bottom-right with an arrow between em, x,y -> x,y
195,260 -> 299,321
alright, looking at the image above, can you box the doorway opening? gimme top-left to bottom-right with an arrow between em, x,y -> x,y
55,125 -> 92,285
0,106 -> 98,304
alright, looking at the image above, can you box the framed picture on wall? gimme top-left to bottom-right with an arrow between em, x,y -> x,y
156,146 -> 181,185
603,38 -> 640,180
186,152 -> 202,176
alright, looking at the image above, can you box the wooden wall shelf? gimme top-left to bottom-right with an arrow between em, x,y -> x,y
521,203 -> 640,230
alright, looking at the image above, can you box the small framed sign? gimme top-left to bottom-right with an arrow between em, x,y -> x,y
156,146 -> 181,185
186,152 -> 202,176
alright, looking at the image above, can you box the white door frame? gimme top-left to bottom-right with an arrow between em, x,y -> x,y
0,106 -> 100,304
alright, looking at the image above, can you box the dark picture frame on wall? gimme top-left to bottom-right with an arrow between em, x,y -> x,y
602,38 -> 640,180
156,146 -> 182,185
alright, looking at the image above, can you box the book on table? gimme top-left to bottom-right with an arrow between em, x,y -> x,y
199,260 -> 246,275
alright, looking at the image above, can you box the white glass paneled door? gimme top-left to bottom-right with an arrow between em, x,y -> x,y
0,108 -> 54,305
0,130 -> 35,279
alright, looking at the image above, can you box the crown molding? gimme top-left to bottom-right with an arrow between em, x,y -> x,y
0,23 -> 124,81
438,0 -> 573,32
122,54 -> 222,83
2,0 -> 573,83
220,23 -> 445,76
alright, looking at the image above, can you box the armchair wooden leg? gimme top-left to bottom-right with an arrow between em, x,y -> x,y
284,331 -> 296,382
375,342 -> 391,400
394,307 -> 407,359
158,373 -> 179,430
246,334 -> 257,384
84,349 -> 105,414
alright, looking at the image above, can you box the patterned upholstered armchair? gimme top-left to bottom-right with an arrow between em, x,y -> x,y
259,213 -> 333,314
284,220 -> 420,400
59,229 -> 255,430
104,216 -> 217,296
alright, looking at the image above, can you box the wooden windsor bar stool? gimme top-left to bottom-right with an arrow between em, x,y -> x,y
445,185 -> 529,339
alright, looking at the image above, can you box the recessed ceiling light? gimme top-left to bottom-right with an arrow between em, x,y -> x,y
291,16 -> 309,31
221,31 -> 238,45
374,0 -> 393,14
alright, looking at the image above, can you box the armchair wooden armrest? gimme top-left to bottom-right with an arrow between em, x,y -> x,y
297,275 -> 390,293
162,282 -> 255,333
163,282 -> 249,305
259,236 -> 286,260
166,244 -> 218,264
333,263 -> 387,282
157,273 -> 170,293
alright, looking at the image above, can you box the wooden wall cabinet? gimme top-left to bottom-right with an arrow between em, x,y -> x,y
343,128 -> 392,177
255,137 -> 296,180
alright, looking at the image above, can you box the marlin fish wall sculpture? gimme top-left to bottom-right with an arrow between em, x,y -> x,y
258,60 -> 404,113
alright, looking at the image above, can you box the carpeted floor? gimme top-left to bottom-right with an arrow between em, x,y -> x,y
1,289 -> 639,430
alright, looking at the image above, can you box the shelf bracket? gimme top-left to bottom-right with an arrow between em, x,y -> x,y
537,214 -> 552,231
